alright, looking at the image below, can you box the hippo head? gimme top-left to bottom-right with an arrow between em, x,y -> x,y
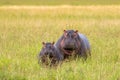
41,42 -> 56,59
61,30 -> 80,55
40,42 -> 57,65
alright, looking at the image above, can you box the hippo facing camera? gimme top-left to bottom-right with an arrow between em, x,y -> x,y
55,30 -> 91,60
38,42 -> 63,67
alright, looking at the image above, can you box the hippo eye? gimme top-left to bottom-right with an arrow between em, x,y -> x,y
51,46 -> 54,50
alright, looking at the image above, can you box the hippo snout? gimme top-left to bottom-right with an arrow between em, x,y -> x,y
64,43 -> 75,48
69,43 -> 74,46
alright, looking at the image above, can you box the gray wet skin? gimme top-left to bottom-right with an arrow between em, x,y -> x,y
38,42 -> 63,66
55,30 -> 91,60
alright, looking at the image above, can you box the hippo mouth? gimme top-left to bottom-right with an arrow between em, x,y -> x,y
48,54 -> 55,59
63,48 -> 75,55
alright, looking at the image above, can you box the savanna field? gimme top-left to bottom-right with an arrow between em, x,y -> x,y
0,0 -> 120,80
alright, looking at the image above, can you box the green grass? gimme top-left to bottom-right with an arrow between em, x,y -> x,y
0,0 -> 120,5
0,6 -> 120,80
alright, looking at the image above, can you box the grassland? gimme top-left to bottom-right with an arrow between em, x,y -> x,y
0,6 -> 120,80
0,0 -> 120,5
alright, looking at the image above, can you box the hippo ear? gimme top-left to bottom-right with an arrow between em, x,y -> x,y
75,30 -> 78,33
74,30 -> 78,38
63,30 -> 67,37
52,42 -> 55,45
64,30 -> 67,33
42,42 -> 45,45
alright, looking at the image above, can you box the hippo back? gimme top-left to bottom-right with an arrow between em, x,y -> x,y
78,33 -> 91,58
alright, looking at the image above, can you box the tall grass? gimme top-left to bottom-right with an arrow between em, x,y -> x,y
0,0 -> 120,5
0,6 -> 120,80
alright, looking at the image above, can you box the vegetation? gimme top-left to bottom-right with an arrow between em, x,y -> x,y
0,6 -> 120,80
0,0 -> 120,5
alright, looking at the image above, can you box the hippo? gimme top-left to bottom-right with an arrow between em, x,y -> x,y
38,42 -> 63,66
55,30 -> 91,60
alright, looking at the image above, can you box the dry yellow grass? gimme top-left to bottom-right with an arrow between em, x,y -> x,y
0,6 -> 120,80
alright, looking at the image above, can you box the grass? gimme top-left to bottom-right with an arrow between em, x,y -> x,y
0,6 -> 120,80
0,0 -> 120,5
